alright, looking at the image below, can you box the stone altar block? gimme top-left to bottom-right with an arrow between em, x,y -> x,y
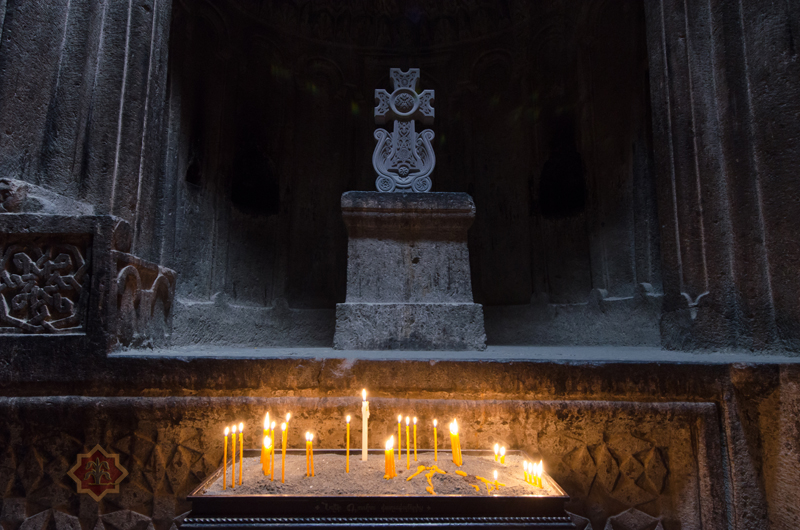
334,191 -> 487,351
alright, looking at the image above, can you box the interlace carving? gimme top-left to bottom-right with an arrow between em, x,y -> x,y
373,68 -> 436,192
0,244 -> 88,333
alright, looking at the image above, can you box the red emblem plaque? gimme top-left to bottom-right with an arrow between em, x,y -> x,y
67,444 -> 129,501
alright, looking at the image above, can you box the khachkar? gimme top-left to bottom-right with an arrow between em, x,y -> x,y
372,68 -> 436,193
334,69 -> 486,351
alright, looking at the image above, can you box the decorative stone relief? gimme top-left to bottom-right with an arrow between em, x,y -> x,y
373,68 -> 436,192
0,242 -> 89,333
114,251 -> 176,348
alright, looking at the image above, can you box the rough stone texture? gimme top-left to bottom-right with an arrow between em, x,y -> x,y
0,358 -> 795,529
336,303 -> 486,351
335,192 -> 486,350
0,0 -> 799,529
0,212 -> 175,350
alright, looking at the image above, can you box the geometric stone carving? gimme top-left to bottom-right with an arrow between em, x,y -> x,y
373,68 -> 436,192
0,208 -> 175,350
592,444 -> 620,492
0,242 -> 89,333
603,508 -> 664,530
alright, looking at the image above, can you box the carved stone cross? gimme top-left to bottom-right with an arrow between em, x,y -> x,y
372,68 -> 436,192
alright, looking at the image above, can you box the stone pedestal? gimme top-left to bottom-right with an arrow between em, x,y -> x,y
334,191 -> 486,350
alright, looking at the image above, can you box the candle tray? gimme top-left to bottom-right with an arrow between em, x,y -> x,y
183,449 -> 574,529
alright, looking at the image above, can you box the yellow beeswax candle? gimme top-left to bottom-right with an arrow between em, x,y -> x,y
346,415 -> 351,473
413,417 -> 418,462
405,416 -> 411,470
305,432 -> 311,477
500,446 -> 506,465
494,443 -> 499,462
231,424 -> 237,489
494,470 -> 499,490
281,422 -> 287,483
262,435 -> 271,475
223,427 -> 229,491
433,419 -> 438,461
270,421 -> 276,480
238,422 -> 244,485
384,437 -> 391,478
361,390 -> 369,462
523,461 -> 529,483
261,414 -> 269,472
397,415 -> 402,460
309,433 -> 315,477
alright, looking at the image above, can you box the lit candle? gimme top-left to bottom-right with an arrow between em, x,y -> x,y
397,415 -> 402,460
494,443 -> 499,462
309,433 -> 315,477
238,422 -> 244,485
231,424 -> 237,489
523,461 -> 529,483
262,435 -> 272,475
270,421 -> 276,481
537,460 -> 544,488
361,389 -> 369,461
500,446 -> 506,465
384,437 -> 392,478
305,432 -> 311,477
413,417 -> 418,462
433,420 -> 438,461
405,416 -> 411,470
261,414 -> 269,474
281,422 -> 287,483
223,427 -> 229,491
346,415 -> 351,473
450,420 -> 462,466
494,470 -> 499,490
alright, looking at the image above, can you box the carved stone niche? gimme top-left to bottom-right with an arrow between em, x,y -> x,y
0,179 -> 175,351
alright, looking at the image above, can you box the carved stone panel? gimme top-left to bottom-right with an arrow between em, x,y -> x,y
0,235 -> 90,333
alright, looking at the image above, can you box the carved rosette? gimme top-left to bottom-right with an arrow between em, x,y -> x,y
373,68 -> 436,192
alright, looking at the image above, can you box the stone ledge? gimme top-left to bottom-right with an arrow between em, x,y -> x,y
334,302 -> 487,351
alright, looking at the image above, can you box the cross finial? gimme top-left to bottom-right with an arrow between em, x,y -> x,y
374,68 -> 435,126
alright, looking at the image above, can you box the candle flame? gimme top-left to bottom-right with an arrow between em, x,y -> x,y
225,427 -> 230,436
265,413 -> 269,429
494,443 -> 499,455
286,413 -> 291,422
413,417 -> 417,424
433,419 -> 437,427
386,435 -> 394,450
305,432 -> 310,441
271,421 -> 276,430
232,424 -> 237,433
500,446 -> 506,457
523,461 -> 528,472
309,433 -> 314,441
346,415 -> 351,423
239,422 -> 244,432
405,416 -> 410,425
264,435 -> 271,448
450,421 -> 459,435
494,470 -> 498,480
398,414 -> 402,423
362,389 -> 367,401
281,422 -> 286,431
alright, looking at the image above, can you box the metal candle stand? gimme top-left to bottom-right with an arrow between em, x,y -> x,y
183,449 -> 575,529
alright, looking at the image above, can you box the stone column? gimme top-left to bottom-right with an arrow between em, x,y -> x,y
333,191 -> 486,351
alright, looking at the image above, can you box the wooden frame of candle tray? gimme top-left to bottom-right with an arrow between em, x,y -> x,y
183,449 -> 574,529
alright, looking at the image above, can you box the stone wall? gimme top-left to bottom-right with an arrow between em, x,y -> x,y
0,357 -> 798,529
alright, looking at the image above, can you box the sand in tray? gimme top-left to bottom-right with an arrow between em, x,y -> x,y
203,452 -> 559,497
